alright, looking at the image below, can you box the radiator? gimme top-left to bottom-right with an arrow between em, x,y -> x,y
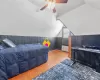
62,45 -> 68,52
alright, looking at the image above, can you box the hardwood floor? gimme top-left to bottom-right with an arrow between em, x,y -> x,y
9,50 -> 68,80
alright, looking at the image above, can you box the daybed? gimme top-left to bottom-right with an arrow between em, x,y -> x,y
0,43 -> 49,80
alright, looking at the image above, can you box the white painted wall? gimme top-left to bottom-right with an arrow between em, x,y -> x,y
59,3 -> 100,35
57,28 -> 70,38
0,0 -> 63,37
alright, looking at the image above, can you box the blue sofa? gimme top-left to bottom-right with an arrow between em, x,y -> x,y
0,44 -> 49,80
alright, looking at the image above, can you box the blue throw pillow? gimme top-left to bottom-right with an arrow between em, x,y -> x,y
2,38 -> 16,47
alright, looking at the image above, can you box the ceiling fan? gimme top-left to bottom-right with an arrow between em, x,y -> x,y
39,0 -> 68,13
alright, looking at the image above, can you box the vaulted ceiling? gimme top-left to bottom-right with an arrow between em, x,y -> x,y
59,0 -> 100,35
28,0 -> 85,16
1,0 -> 100,36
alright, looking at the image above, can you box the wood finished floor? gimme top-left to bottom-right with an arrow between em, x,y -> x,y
9,50 -> 68,80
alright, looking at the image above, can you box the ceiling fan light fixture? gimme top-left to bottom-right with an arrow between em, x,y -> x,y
48,2 -> 55,9
45,0 -> 56,3
45,0 -> 68,3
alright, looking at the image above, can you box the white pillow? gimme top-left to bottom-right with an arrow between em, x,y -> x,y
3,38 -> 16,47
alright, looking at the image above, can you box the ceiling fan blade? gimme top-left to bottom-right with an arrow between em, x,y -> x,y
53,7 -> 56,13
56,0 -> 68,3
40,4 -> 48,10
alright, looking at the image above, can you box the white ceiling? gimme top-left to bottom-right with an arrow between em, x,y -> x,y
55,0 -> 85,16
23,0 -> 100,35
0,0 -> 63,37
28,0 -> 46,6
1,0 -> 100,36
28,0 -> 85,16
85,0 -> 100,10
59,4 -> 100,35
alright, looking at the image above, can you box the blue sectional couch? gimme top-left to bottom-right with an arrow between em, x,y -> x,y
0,44 -> 49,80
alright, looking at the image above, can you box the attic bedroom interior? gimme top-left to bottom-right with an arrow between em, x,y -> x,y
0,0 -> 100,80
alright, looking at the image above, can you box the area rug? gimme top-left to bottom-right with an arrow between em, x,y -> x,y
33,59 -> 100,80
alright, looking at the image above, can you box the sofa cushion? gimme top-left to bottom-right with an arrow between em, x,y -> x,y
28,58 -> 37,69
2,52 -> 19,78
0,54 -> 6,73
19,61 -> 29,73
37,55 -> 47,66
7,63 -> 19,78
0,69 -> 8,80
3,52 -> 18,65
28,49 -> 37,59
16,50 -> 29,62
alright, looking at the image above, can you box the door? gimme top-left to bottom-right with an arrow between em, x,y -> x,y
62,27 -> 70,52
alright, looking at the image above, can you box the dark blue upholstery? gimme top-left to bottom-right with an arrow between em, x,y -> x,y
0,69 -> 8,80
0,45 -> 4,50
0,54 -> 6,73
2,52 -> 19,78
0,44 -> 49,79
